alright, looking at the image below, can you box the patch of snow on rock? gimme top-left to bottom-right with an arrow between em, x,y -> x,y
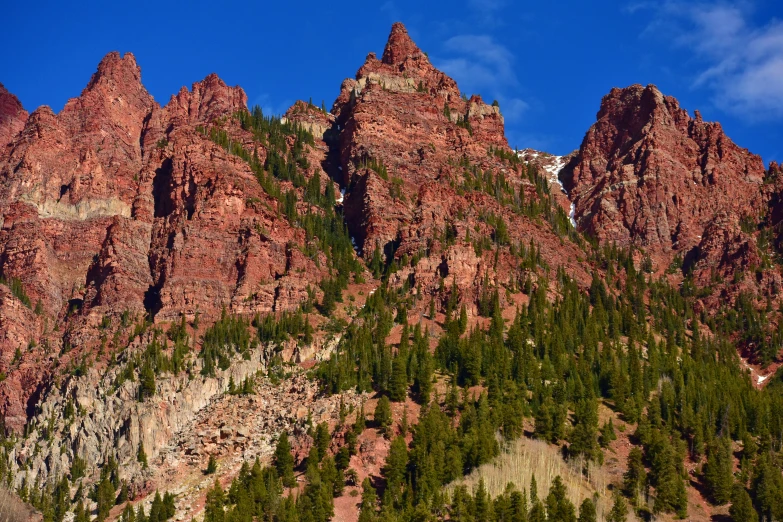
516,150 -> 575,227
542,156 -> 567,194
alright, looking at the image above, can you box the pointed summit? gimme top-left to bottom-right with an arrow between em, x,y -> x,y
0,82 -> 28,147
565,83 -> 766,257
60,51 -> 155,137
162,72 -> 247,126
382,22 -> 426,66
84,51 -> 143,93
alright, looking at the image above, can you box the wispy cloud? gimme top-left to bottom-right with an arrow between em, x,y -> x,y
466,0 -> 508,27
637,2 -> 783,120
435,34 -> 529,121
501,97 -> 530,120
441,35 -> 517,88
250,93 -> 293,117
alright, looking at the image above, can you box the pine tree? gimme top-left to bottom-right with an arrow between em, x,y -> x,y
304,316 -> 314,344
139,362 -> 156,400
623,447 -> 646,503
510,488 -> 528,522
96,477 -> 116,521
117,480 -> 129,504
315,422 -> 331,461
650,433 -> 687,517
163,491 -> 176,519
149,491 -> 164,522
138,441 -> 148,469
474,478 -> 491,522
529,475 -> 546,522
358,478 -> 378,522
355,402 -> 366,434
203,479 -> 226,522
599,418 -> 617,448
534,398 -> 553,442
545,476 -> 576,522
578,498 -> 596,522
74,500 -> 90,522
569,398 -> 599,461
751,455 -> 783,522
375,396 -> 392,435
383,437 -> 408,501
704,437 -> 734,504
607,491 -> 628,522
274,431 -> 296,487
205,455 -> 217,475
390,352 -> 408,402
459,304 -> 468,334
729,484 -> 758,522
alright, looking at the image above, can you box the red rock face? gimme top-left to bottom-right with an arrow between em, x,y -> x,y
5,24 -> 776,434
0,83 -> 27,149
563,84 -> 767,271
0,57 -> 328,431
0,52 -> 155,321
335,23 -> 509,250
332,22 -> 591,310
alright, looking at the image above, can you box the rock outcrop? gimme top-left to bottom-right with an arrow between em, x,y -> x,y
333,22 -> 590,311
0,83 -> 27,149
11,336 -> 266,494
0,56 -> 329,432
4,22 -> 783,522
562,84 -> 767,272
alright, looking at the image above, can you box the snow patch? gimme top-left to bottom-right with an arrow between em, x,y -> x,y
516,150 -> 567,195
542,156 -> 567,194
336,188 -> 345,204
351,235 -> 362,256
758,374 -> 770,384
516,150 -> 575,228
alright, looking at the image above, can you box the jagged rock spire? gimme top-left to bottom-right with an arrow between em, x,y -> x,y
382,22 -> 427,65
0,82 -> 28,147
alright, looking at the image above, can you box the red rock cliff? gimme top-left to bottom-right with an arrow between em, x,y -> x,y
564,84 -> 767,270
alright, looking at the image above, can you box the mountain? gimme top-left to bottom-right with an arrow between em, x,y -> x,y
332,22 -> 590,308
562,83 -> 783,322
1,22 -> 782,522
563,83 -> 767,265
0,83 -> 28,148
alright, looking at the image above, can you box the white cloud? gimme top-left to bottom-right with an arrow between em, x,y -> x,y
639,2 -> 783,119
500,97 -> 530,120
465,0 -> 509,27
436,34 -> 529,121
250,93 -> 292,117
442,35 -> 516,87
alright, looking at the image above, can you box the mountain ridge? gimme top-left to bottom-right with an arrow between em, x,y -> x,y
1,22 -> 782,522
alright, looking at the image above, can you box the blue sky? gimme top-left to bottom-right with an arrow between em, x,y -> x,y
2,0 -> 782,165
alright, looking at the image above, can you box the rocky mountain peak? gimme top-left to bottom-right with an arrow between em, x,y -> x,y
161,73 -> 247,127
59,50 -> 155,140
84,51 -> 144,95
565,83 -> 766,269
0,82 -> 28,148
381,22 -> 426,66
